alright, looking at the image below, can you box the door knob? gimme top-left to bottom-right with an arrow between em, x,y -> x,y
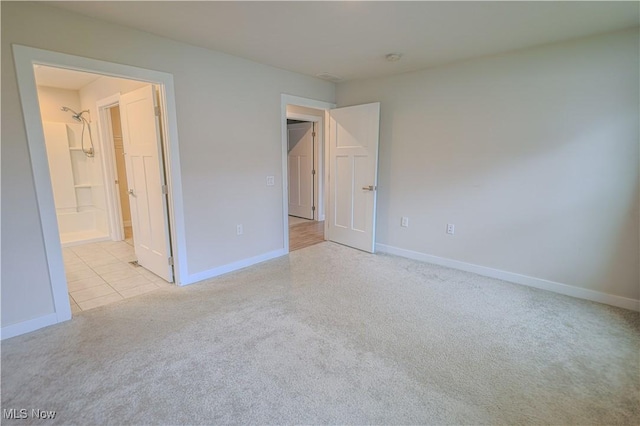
362,185 -> 376,191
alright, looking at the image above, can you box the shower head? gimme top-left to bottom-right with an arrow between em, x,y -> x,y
61,106 -> 88,122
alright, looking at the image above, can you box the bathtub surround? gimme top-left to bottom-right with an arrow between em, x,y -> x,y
2,243 -> 638,424
35,72 -> 149,247
37,85 -> 107,245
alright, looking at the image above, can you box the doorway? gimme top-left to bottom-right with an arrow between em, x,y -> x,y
286,105 -> 327,252
107,105 -> 134,245
281,95 -> 381,255
33,64 -> 174,313
12,45 -> 186,333
281,95 -> 334,254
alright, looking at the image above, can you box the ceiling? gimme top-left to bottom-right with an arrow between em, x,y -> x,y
51,1 -> 639,82
34,65 -> 101,90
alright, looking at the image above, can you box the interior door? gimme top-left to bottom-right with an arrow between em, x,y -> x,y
328,103 -> 380,253
288,122 -> 314,219
119,85 -> 173,282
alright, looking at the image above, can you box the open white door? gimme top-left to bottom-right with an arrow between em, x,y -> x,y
328,103 -> 380,253
288,122 -> 314,219
120,85 -> 173,282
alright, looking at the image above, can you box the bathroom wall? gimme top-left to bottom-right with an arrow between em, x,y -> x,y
38,86 -> 85,213
37,86 -> 81,124
36,85 -> 102,238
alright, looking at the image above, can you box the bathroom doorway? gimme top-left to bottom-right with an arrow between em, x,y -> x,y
34,65 -> 173,313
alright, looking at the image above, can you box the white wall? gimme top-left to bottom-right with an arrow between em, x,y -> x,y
37,86 -> 81,124
1,2 -> 334,328
336,29 -> 639,302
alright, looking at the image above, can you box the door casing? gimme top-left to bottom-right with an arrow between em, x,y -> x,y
281,95 -> 335,253
12,45 -> 187,330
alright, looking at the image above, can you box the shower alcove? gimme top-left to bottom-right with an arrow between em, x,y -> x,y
43,121 -> 108,246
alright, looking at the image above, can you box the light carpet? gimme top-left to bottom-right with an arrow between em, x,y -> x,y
2,242 -> 639,424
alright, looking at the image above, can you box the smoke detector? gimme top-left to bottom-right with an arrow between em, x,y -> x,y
385,53 -> 403,62
316,72 -> 343,83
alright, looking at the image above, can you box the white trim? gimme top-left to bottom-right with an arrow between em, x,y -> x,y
1,313 -> 59,341
287,112 -> 321,123
157,83 -> 187,285
182,249 -> 287,285
95,93 -> 123,241
376,243 -> 640,312
281,94 -> 335,253
11,45 -> 188,337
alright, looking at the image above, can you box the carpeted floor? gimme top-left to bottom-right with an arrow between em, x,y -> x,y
2,242 -> 639,425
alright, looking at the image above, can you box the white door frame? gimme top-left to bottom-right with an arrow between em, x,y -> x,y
12,45 -> 188,326
95,94 -> 125,242
280,94 -> 335,253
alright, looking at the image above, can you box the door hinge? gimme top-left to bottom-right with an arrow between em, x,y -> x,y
168,256 -> 174,266
312,206 -> 316,211
161,184 -> 168,194
312,169 -> 316,175
312,132 -> 316,137
154,106 -> 161,117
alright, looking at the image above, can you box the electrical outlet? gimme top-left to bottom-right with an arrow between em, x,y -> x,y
266,176 -> 275,186
401,217 -> 409,227
236,224 -> 243,236
447,224 -> 455,235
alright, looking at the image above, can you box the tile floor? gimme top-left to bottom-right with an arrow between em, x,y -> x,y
63,238 -> 171,314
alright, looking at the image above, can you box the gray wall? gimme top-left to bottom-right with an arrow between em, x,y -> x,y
1,2 -> 335,327
337,29 -> 639,301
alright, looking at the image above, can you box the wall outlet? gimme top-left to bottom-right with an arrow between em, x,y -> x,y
447,224 -> 455,235
401,217 -> 409,227
266,176 -> 275,186
236,224 -> 243,236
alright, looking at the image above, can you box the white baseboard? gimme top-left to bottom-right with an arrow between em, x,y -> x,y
376,243 -> 640,312
181,248 -> 287,286
1,313 -> 59,340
